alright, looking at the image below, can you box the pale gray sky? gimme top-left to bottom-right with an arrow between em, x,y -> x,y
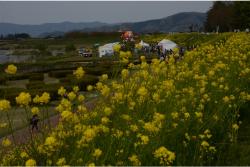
0,1 -> 213,25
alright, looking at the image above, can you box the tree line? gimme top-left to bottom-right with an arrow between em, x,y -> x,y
205,1 -> 250,32
0,33 -> 30,40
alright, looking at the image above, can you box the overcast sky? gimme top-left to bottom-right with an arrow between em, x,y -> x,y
0,1 -> 213,25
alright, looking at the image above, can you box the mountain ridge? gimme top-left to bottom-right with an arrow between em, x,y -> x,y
0,12 -> 206,37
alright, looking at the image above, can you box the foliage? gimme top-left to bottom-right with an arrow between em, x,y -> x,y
205,1 -> 250,32
1,33 -> 30,40
28,73 -> 44,81
65,43 -> 76,52
0,33 -> 249,166
233,1 -> 250,30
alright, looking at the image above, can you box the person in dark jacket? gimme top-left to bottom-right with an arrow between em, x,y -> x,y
30,114 -> 39,131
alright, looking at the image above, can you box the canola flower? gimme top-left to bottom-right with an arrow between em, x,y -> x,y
73,86 -> 80,93
45,136 -> 57,146
0,33 -> 250,166
113,43 -> 121,52
232,124 -> 239,130
0,122 -> 8,128
20,152 -> 29,158
128,154 -> 141,166
87,85 -> 93,91
137,86 -> 148,97
25,159 -> 36,166
0,99 -> 11,111
33,92 -> 50,104
2,138 -> 11,147
31,107 -> 39,115
73,67 -> 85,80
78,94 -> 85,102
92,148 -> 102,158
56,157 -> 66,166
154,146 -> 176,165
100,74 -> 108,81
119,51 -> 132,62
58,86 -> 66,96
5,64 -> 17,74
67,91 -> 76,101
16,92 -> 31,106
121,69 -> 129,79
39,92 -> 50,104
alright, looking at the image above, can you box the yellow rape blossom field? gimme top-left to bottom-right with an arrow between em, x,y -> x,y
0,33 -> 250,166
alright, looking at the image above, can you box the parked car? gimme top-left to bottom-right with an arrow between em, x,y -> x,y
78,48 -> 92,57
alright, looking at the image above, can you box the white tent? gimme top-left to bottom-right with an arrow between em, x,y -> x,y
158,39 -> 177,51
139,40 -> 150,47
98,42 -> 119,57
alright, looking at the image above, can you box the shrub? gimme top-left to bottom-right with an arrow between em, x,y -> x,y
29,73 -> 44,81
26,81 -> 45,89
48,70 -> 73,78
59,74 -> 99,91
0,75 -> 7,84
7,73 -> 30,81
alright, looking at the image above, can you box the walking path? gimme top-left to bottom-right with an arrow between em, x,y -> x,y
0,98 -> 98,145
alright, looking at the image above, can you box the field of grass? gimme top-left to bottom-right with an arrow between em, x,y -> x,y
0,32 -> 249,165
0,32 -> 121,51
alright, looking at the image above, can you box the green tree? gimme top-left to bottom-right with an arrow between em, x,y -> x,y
205,1 -> 234,32
233,1 -> 250,30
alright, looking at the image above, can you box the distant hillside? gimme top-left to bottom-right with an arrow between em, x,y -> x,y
82,12 -> 206,33
0,12 -> 206,37
0,21 -> 107,37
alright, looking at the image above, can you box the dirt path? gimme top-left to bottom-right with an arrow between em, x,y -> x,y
0,98 -> 98,145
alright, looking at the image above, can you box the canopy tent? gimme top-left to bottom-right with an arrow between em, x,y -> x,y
98,42 -> 119,57
158,39 -> 177,51
139,40 -> 150,47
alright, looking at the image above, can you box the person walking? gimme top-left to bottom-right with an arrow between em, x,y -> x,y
30,114 -> 39,132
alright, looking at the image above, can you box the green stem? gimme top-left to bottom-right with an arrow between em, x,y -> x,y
46,105 -> 51,131
24,106 -> 35,145
6,112 -> 16,146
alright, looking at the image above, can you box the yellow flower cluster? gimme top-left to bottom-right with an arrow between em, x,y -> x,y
92,148 -> 102,158
33,92 -> 50,104
128,154 -> 141,166
0,99 -> 11,111
16,92 -> 31,106
5,64 -> 17,74
73,67 -> 85,80
1,33 -> 250,166
119,51 -> 132,62
31,107 -> 39,115
25,159 -> 36,166
154,146 -> 176,165
113,43 -> 121,52
58,86 -> 66,96
2,138 -> 11,147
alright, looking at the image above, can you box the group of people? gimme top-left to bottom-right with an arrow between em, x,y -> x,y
135,43 -> 188,60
